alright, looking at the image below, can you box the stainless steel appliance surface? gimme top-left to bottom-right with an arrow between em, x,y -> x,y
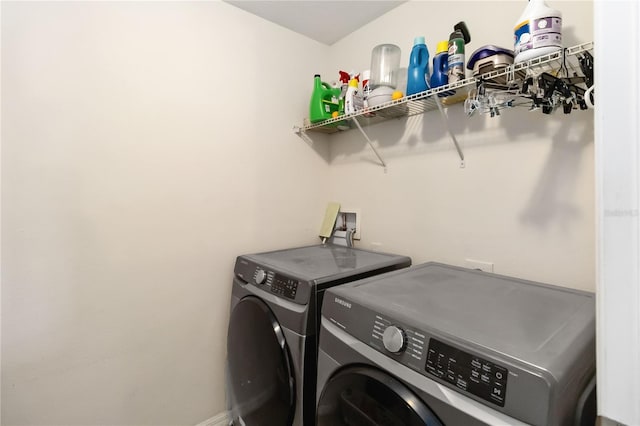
226,244 -> 411,426
317,262 -> 596,426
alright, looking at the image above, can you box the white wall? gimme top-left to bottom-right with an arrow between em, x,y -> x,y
1,2 -> 329,424
326,0 -> 595,291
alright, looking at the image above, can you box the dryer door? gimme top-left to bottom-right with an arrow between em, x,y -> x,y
227,296 -> 295,426
317,366 -> 443,426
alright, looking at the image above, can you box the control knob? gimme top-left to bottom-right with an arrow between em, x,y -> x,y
255,269 -> 267,284
382,325 -> 406,353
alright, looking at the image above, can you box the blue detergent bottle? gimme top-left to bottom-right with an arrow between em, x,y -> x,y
406,36 -> 430,96
430,40 -> 449,88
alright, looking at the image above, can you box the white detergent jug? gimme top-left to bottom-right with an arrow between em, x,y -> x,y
514,0 -> 562,63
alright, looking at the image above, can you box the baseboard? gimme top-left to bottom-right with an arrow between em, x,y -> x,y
195,411 -> 229,426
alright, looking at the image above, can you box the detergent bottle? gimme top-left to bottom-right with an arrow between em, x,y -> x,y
430,40 -> 449,88
514,0 -> 562,63
309,74 -> 342,123
406,36 -> 430,96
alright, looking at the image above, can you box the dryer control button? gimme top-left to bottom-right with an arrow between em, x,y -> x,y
383,326 -> 406,353
255,269 -> 267,284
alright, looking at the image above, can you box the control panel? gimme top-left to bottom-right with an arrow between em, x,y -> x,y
368,314 -> 508,407
252,267 -> 299,301
426,338 -> 508,407
270,273 -> 299,299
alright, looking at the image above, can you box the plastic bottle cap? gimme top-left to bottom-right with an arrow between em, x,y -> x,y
436,41 -> 449,55
414,36 -> 425,45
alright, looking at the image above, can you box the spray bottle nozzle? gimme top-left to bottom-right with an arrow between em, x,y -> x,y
453,21 -> 471,44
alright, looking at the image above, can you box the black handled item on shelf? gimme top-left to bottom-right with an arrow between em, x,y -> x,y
521,70 -> 592,114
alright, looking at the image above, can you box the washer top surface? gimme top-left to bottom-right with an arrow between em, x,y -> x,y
240,244 -> 411,284
330,262 -> 595,365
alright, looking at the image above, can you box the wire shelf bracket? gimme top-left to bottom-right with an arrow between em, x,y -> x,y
351,117 -> 387,171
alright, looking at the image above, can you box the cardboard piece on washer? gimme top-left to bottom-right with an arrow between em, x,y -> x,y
319,202 -> 341,240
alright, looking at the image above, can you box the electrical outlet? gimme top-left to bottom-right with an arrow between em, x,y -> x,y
370,242 -> 383,251
464,259 -> 494,273
335,208 -> 361,240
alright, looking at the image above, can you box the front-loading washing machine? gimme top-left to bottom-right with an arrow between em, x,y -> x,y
226,244 -> 411,426
317,262 -> 596,426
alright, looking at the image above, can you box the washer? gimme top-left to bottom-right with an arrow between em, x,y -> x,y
317,262 -> 596,426
226,244 -> 411,426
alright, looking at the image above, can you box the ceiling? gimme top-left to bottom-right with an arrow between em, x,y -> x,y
224,1 -> 406,45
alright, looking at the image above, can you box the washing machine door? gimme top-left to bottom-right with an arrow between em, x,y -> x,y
317,366 -> 443,426
227,296 -> 295,426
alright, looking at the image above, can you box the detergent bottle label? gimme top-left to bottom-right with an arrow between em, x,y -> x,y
514,17 -> 562,55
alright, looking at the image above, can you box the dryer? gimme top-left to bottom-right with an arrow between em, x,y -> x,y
317,262 -> 596,426
226,244 -> 411,426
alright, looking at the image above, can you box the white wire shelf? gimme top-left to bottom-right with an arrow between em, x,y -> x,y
299,41 -> 593,135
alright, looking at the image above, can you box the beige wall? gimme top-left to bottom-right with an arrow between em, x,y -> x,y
1,0 -> 595,424
327,1 -> 595,291
1,2 -> 329,424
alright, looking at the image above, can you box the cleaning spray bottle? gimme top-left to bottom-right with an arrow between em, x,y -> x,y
514,0 -> 562,63
406,36 -> 430,96
337,71 -> 351,114
344,78 -> 360,115
447,21 -> 471,84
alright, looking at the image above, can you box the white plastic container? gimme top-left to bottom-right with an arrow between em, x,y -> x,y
367,86 -> 394,107
514,0 -> 562,63
369,44 -> 401,89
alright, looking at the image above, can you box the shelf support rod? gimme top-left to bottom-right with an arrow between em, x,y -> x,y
434,96 -> 465,168
293,126 -> 315,145
351,117 -> 387,170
